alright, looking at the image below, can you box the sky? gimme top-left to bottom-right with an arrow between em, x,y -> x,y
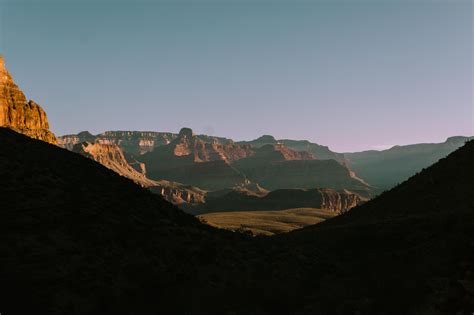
0,0 -> 472,152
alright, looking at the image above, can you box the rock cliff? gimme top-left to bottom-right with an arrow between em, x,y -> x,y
71,141 -> 206,204
140,128 -> 251,189
0,56 -> 56,143
72,142 -> 157,187
149,181 -> 206,205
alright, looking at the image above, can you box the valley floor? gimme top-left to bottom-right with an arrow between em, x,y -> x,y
198,208 -> 337,235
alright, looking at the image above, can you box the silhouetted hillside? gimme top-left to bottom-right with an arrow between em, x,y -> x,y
1,128 -> 473,314
0,128 -> 254,314
281,139 -> 474,313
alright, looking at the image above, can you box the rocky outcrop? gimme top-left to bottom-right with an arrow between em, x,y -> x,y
149,181 -> 206,205
0,56 -> 57,144
71,141 -> 207,205
192,187 -> 365,214
72,142 -> 157,187
164,127 -> 254,163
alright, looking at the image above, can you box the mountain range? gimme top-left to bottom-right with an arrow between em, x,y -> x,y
58,128 -> 472,195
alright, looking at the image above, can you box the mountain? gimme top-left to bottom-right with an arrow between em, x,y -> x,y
237,135 -> 345,162
140,128 -> 251,190
233,148 -> 371,192
0,56 -> 56,143
343,136 -> 474,191
192,188 -> 365,214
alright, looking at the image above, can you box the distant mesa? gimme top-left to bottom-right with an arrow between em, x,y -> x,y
58,129 -> 232,155
0,56 -> 57,144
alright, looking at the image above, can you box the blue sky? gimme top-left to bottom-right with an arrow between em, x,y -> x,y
0,0 -> 472,151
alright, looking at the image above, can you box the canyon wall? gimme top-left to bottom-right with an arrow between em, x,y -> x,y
0,56 -> 57,144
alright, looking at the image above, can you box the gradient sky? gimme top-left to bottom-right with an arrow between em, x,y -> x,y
0,0 -> 472,152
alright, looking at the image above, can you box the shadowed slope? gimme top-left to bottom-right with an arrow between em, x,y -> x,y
281,140 -> 474,313
0,128 -> 257,314
1,128 -> 473,314
72,141 -> 158,187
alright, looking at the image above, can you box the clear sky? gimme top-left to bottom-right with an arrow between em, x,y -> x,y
0,0 -> 472,152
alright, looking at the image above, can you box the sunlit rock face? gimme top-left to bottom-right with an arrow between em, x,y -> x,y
72,141 -> 158,187
0,56 -> 57,144
140,127 -> 254,190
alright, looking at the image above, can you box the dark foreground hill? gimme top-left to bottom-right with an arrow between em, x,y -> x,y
0,128 -> 256,314
1,128 -> 473,314
282,137 -> 474,313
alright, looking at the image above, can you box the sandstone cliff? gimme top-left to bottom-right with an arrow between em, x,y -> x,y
162,128 -> 254,163
0,56 -> 57,144
72,142 -> 157,187
72,141 -> 206,204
